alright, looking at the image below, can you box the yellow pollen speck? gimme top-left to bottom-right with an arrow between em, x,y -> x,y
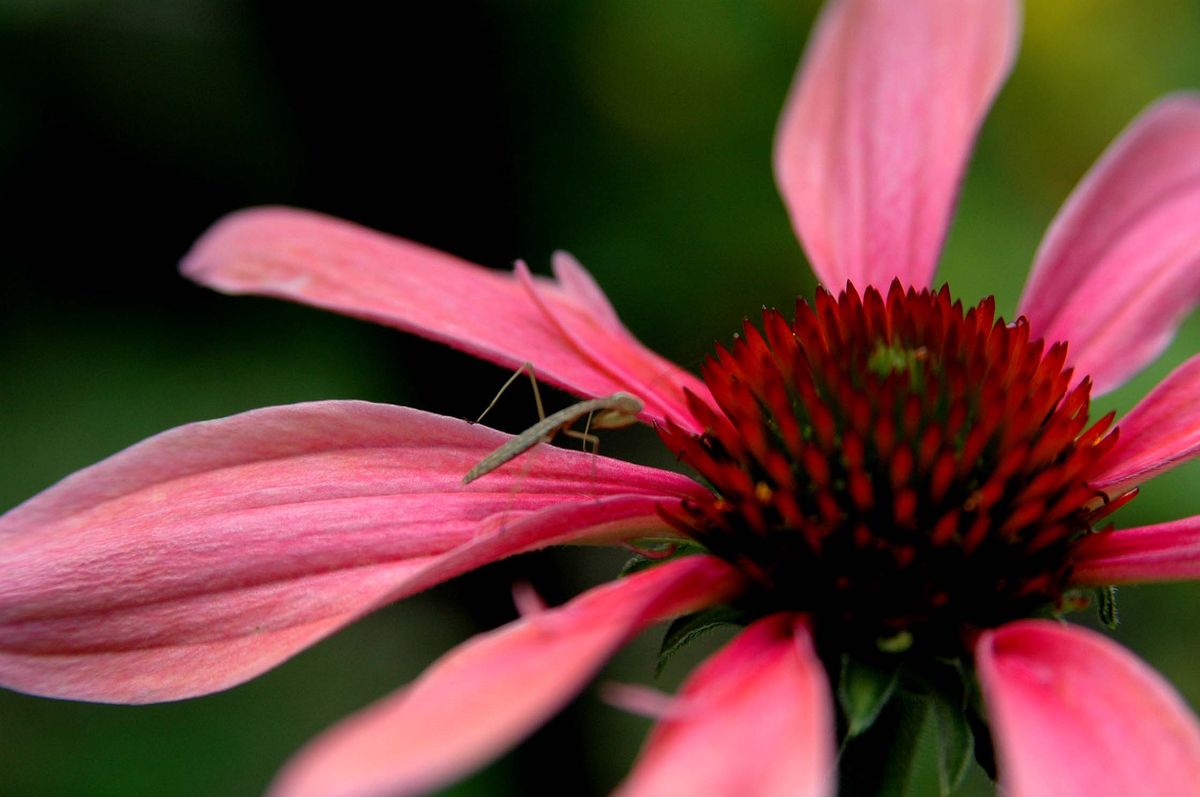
755,482 -> 774,503
876,630 -> 914,653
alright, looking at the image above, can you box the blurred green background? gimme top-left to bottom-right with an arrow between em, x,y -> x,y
2,1 -> 1199,795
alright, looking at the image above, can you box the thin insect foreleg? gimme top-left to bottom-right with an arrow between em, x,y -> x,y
561,428 -> 601,454
471,362 -> 546,425
562,408 -> 602,452
561,412 -> 603,497
464,393 -> 642,485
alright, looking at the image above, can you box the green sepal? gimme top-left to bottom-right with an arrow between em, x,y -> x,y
838,654 -> 902,738
838,689 -> 929,797
928,666 -> 974,796
655,606 -> 746,677
966,679 -> 997,782
1097,585 -> 1119,629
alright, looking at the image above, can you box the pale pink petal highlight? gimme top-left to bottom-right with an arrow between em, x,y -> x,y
182,207 -> 711,431
0,401 -> 706,703
978,620 -> 1200,797
617,614 -> 835,797
1071,517 -> 1200,585
600,681 -> 683,721
552,250 -> 625,333
1019,95 -> 1200,394
1092,353 -> 1200,494
269,555 -> 744,797
775,0 -> 1019,290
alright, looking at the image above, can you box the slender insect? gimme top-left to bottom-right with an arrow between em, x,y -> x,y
462,364 -> 644,484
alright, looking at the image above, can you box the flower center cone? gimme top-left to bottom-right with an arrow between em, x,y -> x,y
659,280 -> 1130,657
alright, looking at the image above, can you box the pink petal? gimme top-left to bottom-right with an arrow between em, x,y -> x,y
617,614 -> 835,797
977,620 -> 1200,797
1018,95 -> 1200,394
268,555 -> 743,797
552,250 -> 625,333
775,0 -> 1019,290
1071,517 -> 1200,585
1092,352 -> 1200,494
0,401 -> 706,703
181,207 -> 712,431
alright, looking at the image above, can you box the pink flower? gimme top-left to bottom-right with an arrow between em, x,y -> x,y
5,0 -> 1200,794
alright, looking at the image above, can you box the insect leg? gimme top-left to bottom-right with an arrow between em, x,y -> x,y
560,412 -> 603,497
471,362 -> 545,425
561,427 -> 601,454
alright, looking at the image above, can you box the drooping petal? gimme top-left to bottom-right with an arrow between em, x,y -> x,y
0,401 -> 706,703
1092,353 -> 1200,493
268,555 -> 743,797
1071,517 -> 1200,585
977,620 -> 1200,797
617,613 -> 835,797
1018,95 -> 1200,394
181,207 -> 711,431
775,0 -> 1019,290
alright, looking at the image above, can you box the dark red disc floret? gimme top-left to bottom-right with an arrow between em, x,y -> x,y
658,281 -> 1125,655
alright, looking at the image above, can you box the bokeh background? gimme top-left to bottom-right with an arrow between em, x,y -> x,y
3,1 -> 1200,795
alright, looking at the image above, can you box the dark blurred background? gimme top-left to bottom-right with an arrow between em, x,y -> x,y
2,1 -> 1199,795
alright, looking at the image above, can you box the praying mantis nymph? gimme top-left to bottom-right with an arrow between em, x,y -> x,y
462,364 -> 645,484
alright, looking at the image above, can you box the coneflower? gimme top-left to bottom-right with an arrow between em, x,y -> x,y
4,1 -> 1200,795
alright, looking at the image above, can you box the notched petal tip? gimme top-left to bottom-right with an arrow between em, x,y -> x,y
179,204 -> 305,286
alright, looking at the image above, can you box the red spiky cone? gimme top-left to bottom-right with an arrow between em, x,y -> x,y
659,281 -> 1128,655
